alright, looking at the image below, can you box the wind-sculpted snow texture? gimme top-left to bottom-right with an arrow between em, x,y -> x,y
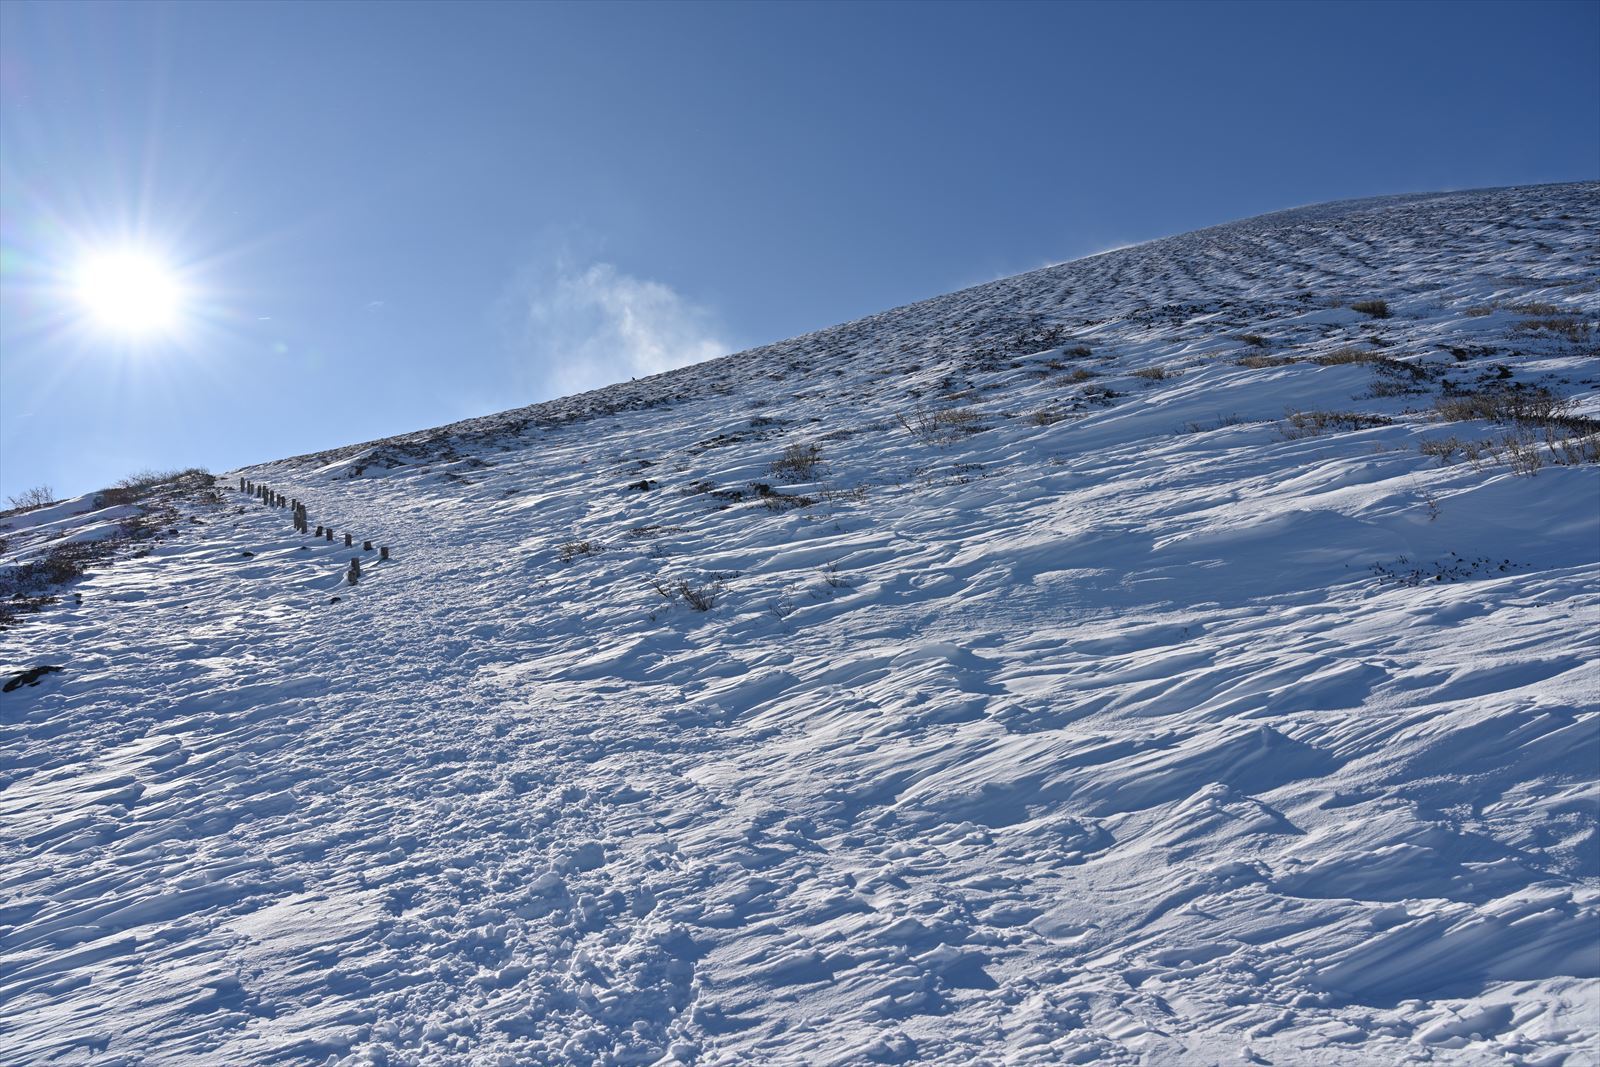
3,183 -> 1599,1066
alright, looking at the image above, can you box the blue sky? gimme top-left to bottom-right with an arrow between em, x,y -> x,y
2,0 -> 1596,501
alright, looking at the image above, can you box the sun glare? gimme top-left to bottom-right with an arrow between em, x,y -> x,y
73,250 -> 185,336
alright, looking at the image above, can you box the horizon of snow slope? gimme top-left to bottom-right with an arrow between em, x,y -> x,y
2,182 -> 1598,1066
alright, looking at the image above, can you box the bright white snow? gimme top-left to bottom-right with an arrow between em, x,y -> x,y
2,183 -> 1598,1065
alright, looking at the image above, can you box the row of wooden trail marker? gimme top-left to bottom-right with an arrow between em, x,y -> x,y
236,477 -> 388,585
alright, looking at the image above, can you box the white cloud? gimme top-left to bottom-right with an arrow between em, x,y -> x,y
505,259 -> 729,398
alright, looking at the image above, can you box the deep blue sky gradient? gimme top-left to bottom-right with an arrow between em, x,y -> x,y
2,0 -> 1597,499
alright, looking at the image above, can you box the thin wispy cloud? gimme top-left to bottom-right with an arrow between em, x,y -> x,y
503,257 -> 729,398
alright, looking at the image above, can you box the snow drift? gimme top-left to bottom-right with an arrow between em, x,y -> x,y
2,182 -> 1598,1065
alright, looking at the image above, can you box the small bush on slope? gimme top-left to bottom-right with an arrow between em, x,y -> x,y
1132,365 -> 1179,381
4,486 -> 55,513
0,540 -> 111,628
99,467 -> 213,507
1313,347 -> 1381,365
1,468 -> 216,630
1432,387 -> 1576,429
1419,436 -> 1495,467
1278,410 -> 1394,440
896,404 -> 986,443
1511,316 -> 1592,343
769,443 -> 824,482
648,576 -> 723,611
558,540 -> 604,563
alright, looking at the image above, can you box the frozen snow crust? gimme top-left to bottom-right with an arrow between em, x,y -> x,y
2,182 -> 1598,1065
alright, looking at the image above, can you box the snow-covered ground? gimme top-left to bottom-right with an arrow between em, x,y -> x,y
2,182 -> 1598,1065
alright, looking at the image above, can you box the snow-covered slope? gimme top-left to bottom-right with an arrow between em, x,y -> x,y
3,182 -> 1598,1066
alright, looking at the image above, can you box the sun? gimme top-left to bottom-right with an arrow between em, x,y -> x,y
73,250 -> 185,336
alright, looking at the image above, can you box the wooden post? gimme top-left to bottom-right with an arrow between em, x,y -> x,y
315,525 -> 324,537
344,532 -> 352,547
347,557 -> 361,585
325,529 -> 333,541
363,540 -> 373,551
239,477 -> 246,491
379,546 -> 390,561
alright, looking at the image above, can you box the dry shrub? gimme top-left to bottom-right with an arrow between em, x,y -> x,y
1422,424 -> 1598,476
628,524 -> 684,539
649,577 -> 722,611
1368,356 -> 1435,396
1237,354 -> 1296,368
558,540 -> 602,562
1511,317 -> 1591,343
1419,436 -> 1493,466
1313,347 -> 1380,366
1132,365 -> 1178,381
1432,387 -> 1574,427
1545,429 -> 1600,466
115,468 -> 190,491
1351,299 -> 1391,319
751,482 -> 816,511
1278,410 -> 1394,440
1500,433 -> 1545,476
770,443 -> 823,482
897,404 -> 985,442
5,486 -> 55,512
1183,413 -> 1252,434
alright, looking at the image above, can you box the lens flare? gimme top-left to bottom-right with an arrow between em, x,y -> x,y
73,250 -> 184,335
